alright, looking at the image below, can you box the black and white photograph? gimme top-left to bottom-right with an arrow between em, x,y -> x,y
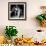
8,2 -> 26,20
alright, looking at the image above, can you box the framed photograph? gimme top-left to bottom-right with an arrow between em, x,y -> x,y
8,2 -> 26,20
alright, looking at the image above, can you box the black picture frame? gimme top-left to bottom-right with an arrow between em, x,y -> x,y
8,2 -> 26,20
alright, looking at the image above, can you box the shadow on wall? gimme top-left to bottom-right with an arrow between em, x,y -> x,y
30,16 -> 40,27
0,26 -> 5,35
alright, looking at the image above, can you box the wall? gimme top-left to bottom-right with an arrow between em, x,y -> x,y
0,0 -> 46,41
